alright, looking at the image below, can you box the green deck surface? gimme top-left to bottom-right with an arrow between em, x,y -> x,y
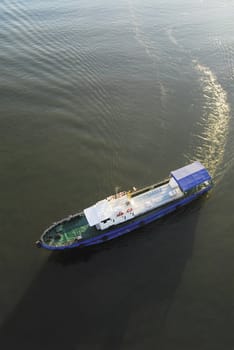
43,214 -> 95,247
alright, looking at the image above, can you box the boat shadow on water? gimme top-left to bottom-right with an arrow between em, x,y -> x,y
0,199 -> 206,350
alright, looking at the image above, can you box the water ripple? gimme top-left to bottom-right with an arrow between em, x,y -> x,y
0,0 -> 120,148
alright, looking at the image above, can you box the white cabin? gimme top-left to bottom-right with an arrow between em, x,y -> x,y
84,177 -> 183,230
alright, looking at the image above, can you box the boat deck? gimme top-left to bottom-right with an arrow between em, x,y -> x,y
43,215 -> 92,247
131,182 -> 183,216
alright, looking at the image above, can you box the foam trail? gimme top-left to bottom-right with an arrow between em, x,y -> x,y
167,28 -> 179,47
127,0 -> 167,110
127,0 -> 157,61
189,62 -> 230,180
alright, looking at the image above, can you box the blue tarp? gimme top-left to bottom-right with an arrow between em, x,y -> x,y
171,161 -> 211,192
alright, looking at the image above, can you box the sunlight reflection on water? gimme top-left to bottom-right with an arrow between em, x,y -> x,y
189,61 -> 230,181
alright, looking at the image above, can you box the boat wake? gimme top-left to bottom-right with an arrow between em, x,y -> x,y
166,28 -> 180,48
162,21 -> 232,181
187,62 -> 230,181
127,0 -> 167,110
127,0 -> 157,62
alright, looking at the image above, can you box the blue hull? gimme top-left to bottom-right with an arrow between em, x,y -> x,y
41,186 -> 211,251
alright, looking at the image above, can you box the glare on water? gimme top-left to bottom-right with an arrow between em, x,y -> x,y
189,61 -> 230,180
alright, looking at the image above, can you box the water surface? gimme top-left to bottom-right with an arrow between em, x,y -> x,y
0,0 -> 234,349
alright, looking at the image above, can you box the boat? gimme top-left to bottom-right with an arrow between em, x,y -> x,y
36,161 -> 212,250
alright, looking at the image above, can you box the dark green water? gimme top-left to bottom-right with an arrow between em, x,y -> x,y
0,0 -> 234,349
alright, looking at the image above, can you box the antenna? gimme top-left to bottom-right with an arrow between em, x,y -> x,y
115,186 -> 120,198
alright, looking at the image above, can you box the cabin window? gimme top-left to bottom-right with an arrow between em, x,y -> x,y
101,218 -> 111,224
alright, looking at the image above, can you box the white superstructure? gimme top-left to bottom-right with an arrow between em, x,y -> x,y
84,177 -> 183,230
